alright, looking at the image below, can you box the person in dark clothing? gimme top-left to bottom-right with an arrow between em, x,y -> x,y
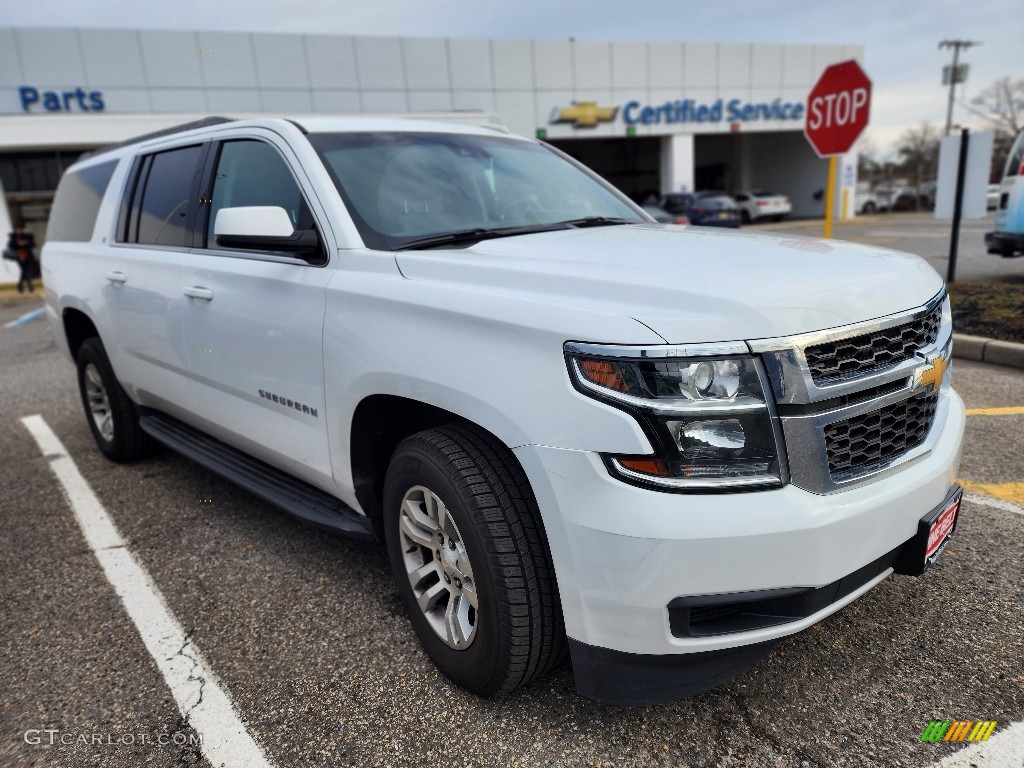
4,226 -> 38,293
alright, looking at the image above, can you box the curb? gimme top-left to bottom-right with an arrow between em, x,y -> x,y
953,333 -> 1024,370
0,281 -> 43,306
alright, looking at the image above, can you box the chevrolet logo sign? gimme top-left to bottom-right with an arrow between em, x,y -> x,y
915,352 -> 949,393
550,101 -> 619,128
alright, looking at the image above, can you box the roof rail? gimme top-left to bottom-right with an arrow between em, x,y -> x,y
79,116 -> 236,160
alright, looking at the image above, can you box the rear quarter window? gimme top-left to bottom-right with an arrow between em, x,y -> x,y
47,159 -> 118,242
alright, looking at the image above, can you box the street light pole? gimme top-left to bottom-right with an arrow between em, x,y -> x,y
939,39 -> 980,136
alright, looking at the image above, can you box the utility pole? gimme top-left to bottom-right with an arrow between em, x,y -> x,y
939,39 -> 980,136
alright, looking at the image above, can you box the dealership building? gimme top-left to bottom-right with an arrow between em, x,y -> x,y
0,26 -> 862,280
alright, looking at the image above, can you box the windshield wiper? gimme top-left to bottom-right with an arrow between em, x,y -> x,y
558,216 -> 637,228
394,224 -> 566,250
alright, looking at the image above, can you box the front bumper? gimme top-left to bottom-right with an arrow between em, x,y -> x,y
513,388 -> 965,699
985,230 -> 1024,256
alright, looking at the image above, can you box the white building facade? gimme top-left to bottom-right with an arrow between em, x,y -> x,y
0,26 -> 861,280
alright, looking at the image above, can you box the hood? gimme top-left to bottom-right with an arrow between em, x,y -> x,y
395,224 -> 945,344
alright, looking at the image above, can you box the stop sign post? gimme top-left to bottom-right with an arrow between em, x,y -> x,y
804,60 -> 872,237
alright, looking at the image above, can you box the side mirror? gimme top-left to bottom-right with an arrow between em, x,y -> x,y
214,206 -> 320,256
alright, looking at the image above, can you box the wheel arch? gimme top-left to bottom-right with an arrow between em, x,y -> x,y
349,394 -> 533,541
62,307 -> 100,362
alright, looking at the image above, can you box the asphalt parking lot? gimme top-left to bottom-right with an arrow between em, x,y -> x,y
754,209 -> 1023,284
1,217 -> 1022,768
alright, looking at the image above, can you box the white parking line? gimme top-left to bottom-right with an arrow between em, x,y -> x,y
3,307 -> 45,328
930,721 -> 1024,766
20,415 -> 274,768
966,492 -> 1024,517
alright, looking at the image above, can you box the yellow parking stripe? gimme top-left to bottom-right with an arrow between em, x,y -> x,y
965,406 -> 1024,416
959,479 -> 1024,506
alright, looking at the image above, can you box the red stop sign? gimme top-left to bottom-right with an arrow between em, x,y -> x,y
804,60 -> 872,157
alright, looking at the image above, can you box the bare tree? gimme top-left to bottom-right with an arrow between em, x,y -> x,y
896,123 -> 941,188
856,134 -> 880,181
968,77 -> 1023,135
966,77 -> 1024,179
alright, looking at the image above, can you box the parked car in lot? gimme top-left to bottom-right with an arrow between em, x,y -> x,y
917,181 -> 937,211
43,115 -> 964,706
732,190 -> 791,223
642,205 -> 685,224
855,191 -> 880,214
876,186 -> 917,212
987,184 -> 1001,211
660,191 -> 741,228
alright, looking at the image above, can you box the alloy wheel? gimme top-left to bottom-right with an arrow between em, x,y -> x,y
397,485 -> 478,649
84,363 -> 114,442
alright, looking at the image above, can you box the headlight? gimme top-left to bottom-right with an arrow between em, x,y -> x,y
567,349 -> 787,490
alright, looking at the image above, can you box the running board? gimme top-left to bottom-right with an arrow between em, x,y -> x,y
139,411 -> 375,541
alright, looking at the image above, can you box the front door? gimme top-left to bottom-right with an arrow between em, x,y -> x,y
176,134 -> 335,489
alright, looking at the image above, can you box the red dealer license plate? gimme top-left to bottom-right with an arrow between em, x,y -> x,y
925,494 -> 961,563
893,486 -> 962,577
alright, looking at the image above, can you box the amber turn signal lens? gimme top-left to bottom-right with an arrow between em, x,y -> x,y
618,459 -> 669,477
578,359 -> 628,393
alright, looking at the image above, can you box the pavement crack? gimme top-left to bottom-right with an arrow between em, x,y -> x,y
170,618 -> 207,719
723,687 -> 821,765
182,646 -> 207,718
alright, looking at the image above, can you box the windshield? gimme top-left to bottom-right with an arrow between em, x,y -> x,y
308,131 -> 645,250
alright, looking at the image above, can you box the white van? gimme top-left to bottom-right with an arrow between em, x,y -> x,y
986,129 -> 1024,257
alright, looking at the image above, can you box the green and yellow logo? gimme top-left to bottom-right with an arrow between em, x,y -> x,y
920,720 -> 998,742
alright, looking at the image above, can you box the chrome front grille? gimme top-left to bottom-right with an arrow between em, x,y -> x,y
805,304 -> 942,383
749,290 -> 952,494
824,393 -> 938,479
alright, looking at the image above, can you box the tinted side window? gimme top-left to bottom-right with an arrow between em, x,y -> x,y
134,145 -> 203,247
47,160 -> 118,242
205,140 -> 315,248
1006,134 -> 1024,178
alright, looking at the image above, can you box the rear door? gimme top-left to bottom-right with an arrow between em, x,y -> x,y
104,143 -> 208,415
175,132 -> 336,488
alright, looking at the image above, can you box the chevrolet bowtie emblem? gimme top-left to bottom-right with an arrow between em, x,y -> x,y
550,101 -> 619,128
916,353 -> 949,392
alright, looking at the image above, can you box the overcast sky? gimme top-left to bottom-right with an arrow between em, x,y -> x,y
2,0 -> 1020,157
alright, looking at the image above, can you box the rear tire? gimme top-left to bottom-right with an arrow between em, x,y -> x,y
76,337 -> 153,462
383,425 -> 565,696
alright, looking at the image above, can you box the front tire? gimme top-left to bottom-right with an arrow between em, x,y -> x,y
383,425 -> 565,696
76,337 -> 152,462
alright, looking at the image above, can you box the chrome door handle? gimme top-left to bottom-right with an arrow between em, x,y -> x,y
105,271 -> 127,284
182,286 -> 214,301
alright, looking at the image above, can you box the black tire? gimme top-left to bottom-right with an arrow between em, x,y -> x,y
383,424 -> 566,696
862,202 -> 876,214
76,337 -> 153,462
740,210 -> 752,225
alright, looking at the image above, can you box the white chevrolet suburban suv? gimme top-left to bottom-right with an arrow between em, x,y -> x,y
43,115 -> 965,706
